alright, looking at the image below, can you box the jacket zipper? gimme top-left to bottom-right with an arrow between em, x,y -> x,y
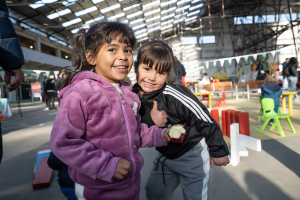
117,86 -> 136,183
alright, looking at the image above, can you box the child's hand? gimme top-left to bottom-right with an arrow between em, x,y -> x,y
151,100 -> 168,127
162,124 -> 184,142
210,158 -> 214,168
114,159 -> 132,180
211,156 -> 230,166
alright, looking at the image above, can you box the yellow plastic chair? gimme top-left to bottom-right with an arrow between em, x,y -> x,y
258,98 -> 296,137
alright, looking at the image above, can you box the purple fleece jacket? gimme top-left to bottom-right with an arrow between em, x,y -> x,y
50,71 -> 167,199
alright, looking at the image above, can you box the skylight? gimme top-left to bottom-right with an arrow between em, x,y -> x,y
92,0 -> 104,4
107,12 -> 125,21
62,18 -> 82,27
136,33 -> 148,39
174,18 -> 185,23
63,0 -> 76,6
161,24 -> 173,30
161,0 -> 177,7
146,15 -> 160,23
47,9 -> 71,19
75,6 -> 97,17
127,11 -> 143,18
132,23 -> 146,30
175,12 -> 187,18
187,10 -> 200,17
161,13 -> 175,20
100,4 -> 120,14
71,25 -> 90,34
143,0 -> 160,9
191,0 -> 202,3
86,16 -> 104,24
148,26 -> 161,33
161,19 -> 174,25
122,19 -> 129,24
185,16 -> 197,22
148,21 -> 160,27
176,5 -> 190,12
189,4 -> 203,11
135,29 -> 147,35
161,7 -> 176,14
130,19 -> 143,25
123,3 -> 140,11
177,0 -> 192,5
145,8 -> 160,16
29,0 -> 57,9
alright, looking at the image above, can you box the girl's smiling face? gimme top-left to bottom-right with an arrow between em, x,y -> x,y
86,35 -> 133,83
137,63 -> 168,93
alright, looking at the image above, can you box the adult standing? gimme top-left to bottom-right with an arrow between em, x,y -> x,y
282,58 -> 290,79
173,56 -> 186,85
42,76 -> 48,110
0,0 -> 25,164
284,57 -> 298,100
45,74 -> 56,109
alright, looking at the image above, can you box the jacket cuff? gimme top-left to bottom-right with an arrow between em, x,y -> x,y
155,128 -> 168,147
161,128 -> 168,142
97,157 -> 121,183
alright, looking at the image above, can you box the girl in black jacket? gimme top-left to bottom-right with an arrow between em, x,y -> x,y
133,41 -> 229,200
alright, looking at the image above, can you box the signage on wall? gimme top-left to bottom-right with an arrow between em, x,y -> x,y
31,83 -> 42,103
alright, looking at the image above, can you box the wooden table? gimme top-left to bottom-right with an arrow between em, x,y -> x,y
282,92 -> 297,116
194,92 -> 213,108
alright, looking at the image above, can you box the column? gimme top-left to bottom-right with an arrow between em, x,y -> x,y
35,37 -> 41,52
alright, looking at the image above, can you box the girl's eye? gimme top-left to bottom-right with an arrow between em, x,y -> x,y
125,49 -> 132,53
144,68 -> 150,71
109,49 -> 116,52
159,72 -> 165,75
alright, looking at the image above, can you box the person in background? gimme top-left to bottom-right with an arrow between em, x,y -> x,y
202,73 -> 210,85
258,70 -> 266,80
282,58 -> 290,80
274,70 -> 283,86
249,73 -> 255,81
261,76 -> 282,125
56,67 -> 70,95
45,74 -> 56,110
284,57 -> 299,101
48,152 -> 76,200
0,0 -> 25,164
211,76 -> 219,83
173,56 -> 186,85
43,77 -> 49,110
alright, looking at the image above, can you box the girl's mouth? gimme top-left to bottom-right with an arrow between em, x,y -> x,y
113,65 -> 128,73
143,81 -> 156,88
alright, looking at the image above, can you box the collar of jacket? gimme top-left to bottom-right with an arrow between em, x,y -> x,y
58,71 -> 132,98
132,83 -> 167,107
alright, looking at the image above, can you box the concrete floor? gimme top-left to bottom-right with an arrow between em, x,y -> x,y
0,95 -> 299,200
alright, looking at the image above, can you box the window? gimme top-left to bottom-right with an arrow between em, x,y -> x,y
234,16 -> 253,24
199,35 -> 215,44
181,37 -> 197,45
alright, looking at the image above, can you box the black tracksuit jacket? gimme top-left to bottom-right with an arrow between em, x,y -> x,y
133,83 -> 229,159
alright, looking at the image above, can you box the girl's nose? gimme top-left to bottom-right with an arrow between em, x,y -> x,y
118,51 -> 127,61
149,72 -> 156,81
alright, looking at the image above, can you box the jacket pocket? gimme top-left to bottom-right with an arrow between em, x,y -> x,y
100,135 -> 130,161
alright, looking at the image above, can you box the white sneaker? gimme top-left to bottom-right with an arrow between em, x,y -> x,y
293,95 -> 299,101
268,121 -> 274,126
43,107 -> 49,111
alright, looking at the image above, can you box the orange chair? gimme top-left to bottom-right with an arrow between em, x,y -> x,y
200,95 -> 209,107
214,93 -> 228,108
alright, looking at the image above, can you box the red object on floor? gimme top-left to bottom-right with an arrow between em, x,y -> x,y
239,112 -> 250,136
200,95 -> 209,107
0,111 -> 5,120
234,111 -> 242,123
211,109 -> 219,125
32,157 -> 53,189
214,93 -> 228,108
221,110 -> 227,136
226,110 -> 235,137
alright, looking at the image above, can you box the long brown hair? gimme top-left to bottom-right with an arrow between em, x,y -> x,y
63,22 -> 136,87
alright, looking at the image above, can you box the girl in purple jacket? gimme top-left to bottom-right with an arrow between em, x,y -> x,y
50,22 -> 177,200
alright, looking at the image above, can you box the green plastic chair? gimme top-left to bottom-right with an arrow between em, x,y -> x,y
258,96 -> 265,122
259,98 -> 296,137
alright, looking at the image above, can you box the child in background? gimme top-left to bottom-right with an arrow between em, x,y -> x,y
133,40 -> 230,200
261,76 -> 282,125
50,22 -> 178,200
